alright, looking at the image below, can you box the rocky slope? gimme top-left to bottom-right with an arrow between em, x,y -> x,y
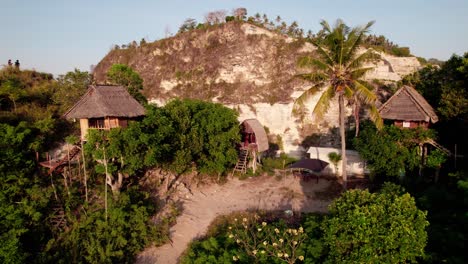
93,21 -> 421,154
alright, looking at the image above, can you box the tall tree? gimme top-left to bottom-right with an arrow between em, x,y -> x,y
106,64 -> 147,104
53,69 -> 91,113
293,20 -> 381,189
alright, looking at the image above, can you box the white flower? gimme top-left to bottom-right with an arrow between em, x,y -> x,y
274,228 -> 280,234
228,226 -> 232,230
228,234 -> 234,238
261,250 -> 265,254
277,252 -> 283,257
234,218 -> 238,222
273,242 -> 278,247
252,250 -> 257,255
243,218 -> 247,222
257,228 -> 262,232
298,255 -> 304,261
279,238 -> 284,243
284,253 -> 289,258
262,222 -> 267,226
236,239 -> 241,244
233,255 -> 238,261
293,241 -> 298,245
299,227 -> 304,233
263,241 -> 268,246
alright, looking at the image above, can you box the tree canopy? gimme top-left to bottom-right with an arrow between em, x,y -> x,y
106,64 -> 147,104
323,183 -> 428,263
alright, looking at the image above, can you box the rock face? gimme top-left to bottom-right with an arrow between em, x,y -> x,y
93,21 -> 421,155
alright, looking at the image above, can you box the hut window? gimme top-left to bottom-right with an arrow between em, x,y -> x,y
89,118 -> 105,129
403,121 -> 411,128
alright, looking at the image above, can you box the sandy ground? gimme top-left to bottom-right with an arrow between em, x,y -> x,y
136,174 -> 334,264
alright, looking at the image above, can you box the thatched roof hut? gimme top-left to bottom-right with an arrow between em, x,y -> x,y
241,119 -> 269,152
379,85 -> 438,128
63,85 -> 145,119
63,85 -> 145,140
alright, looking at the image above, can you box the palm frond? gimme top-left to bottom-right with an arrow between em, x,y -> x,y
343,21 -> 375,63
310,59 -> 332,71
344,85 -> 354,98
292,83 -> 325,116
297,56 -> 315,68
296,72 -> 328,83
368,104 -> 383,130
313,43 -> 335,66
311,85 -> 335,119
320,20 -> 332,33
348,49 -> 380,70
350,67 -> 375,79
353,80 -> 377,104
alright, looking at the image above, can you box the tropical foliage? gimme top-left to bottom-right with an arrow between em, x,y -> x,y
353,121 -> 442,179
182,184 -> 429,264
294,19 -> 381,188
323,183 -> 428,263
107,64 -> 147,104
181,212 -> 325,264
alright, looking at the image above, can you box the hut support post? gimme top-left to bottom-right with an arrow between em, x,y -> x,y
81,141 -> 88,203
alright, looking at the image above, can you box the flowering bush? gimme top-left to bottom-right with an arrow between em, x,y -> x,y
181,212 -> 324,264
227,214 -> 306,264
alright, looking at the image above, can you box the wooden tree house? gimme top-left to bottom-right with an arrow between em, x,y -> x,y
63,85 -> 146,141
378,85 -> 438,129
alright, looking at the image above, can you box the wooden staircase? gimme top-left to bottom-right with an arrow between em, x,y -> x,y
425,139 -> 451,156
232,149 -> 249,175
40,145 -> 81,175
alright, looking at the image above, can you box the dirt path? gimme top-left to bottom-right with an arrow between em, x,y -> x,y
136,174 -> 333,264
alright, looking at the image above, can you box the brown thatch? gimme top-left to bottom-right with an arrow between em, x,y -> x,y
379,85 -> 438,123
63,85 -> 145,119
242,119 -> 269,152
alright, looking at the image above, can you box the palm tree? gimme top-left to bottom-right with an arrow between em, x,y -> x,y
293,19 -> 382,189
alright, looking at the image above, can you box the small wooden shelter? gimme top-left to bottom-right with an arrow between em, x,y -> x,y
63,85 -> 146,140
379,85 -> 438,128
240,119 -> 269,152
233,119 -> 269,175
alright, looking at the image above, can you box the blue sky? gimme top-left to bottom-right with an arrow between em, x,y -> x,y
1,0 -> 467,76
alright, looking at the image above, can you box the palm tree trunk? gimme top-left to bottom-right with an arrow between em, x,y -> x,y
354,100 -> 360,137
339,94 -> 347,190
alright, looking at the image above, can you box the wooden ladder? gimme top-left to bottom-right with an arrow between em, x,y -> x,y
232,149 -> 249,175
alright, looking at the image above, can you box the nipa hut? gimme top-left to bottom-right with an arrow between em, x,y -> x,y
379,85 -> 438,128
63,85 -> 146,140
240,119 -> 269,152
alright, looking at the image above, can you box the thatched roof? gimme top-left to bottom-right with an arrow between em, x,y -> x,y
242,119 -> 269,152
63,85 -> 146,119
379,85 -> 438,123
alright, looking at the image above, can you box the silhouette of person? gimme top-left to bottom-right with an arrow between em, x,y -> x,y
8,59 -> 12,66
14,60 -> 20,68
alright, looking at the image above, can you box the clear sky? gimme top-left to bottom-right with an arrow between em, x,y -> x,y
1,0 -> 467,76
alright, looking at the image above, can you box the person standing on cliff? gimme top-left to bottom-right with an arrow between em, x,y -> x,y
8,59 -> 12,66
14,60 -> 20,69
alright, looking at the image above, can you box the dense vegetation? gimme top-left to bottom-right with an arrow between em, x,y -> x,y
182,183 -> 427,263
1,14 -> 467,263
351,53 -> 468,263
0,65 -> 240,262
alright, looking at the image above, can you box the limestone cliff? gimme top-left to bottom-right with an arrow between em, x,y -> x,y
93,21 -> 421,154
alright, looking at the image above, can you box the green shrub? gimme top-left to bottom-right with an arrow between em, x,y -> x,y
322,183 -> 428,263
